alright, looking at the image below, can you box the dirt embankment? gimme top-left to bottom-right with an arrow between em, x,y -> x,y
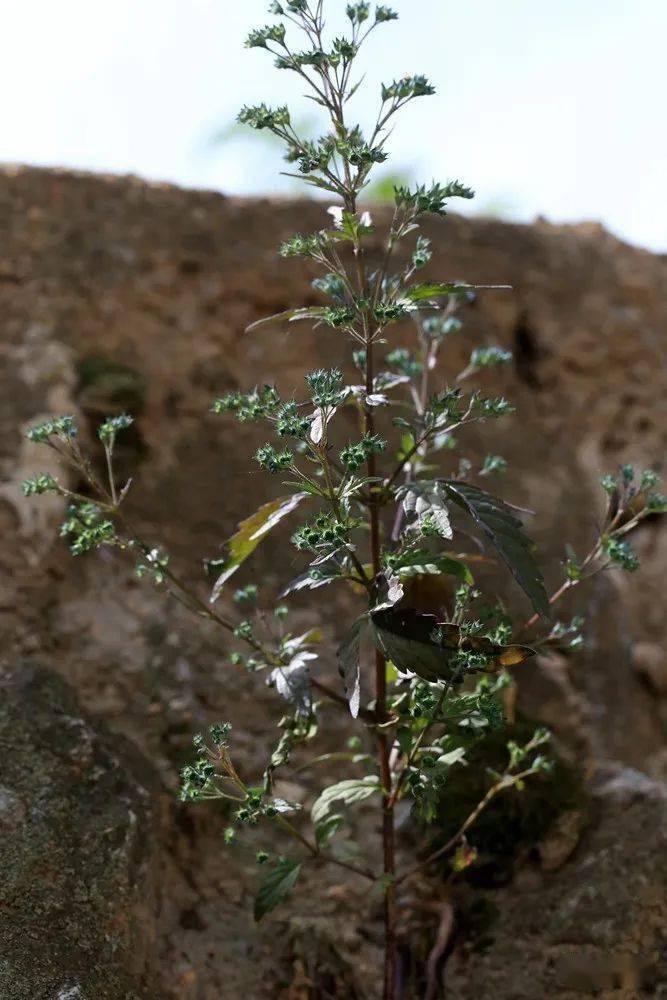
0,166 -> 665,997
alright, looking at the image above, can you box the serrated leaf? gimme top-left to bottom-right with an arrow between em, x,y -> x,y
282,629 -> 324,653
210,493 -> 309,601
271,798 -> 302,815
395,554 -> 473,586
443,481 -> 549,616
398,482 -> 453,538
310,406 -> 339,445
315,813 -> 344,848
370,608 -> 535,682
254,858 -> 301,922
270,651 -> 316,716
311,776 -> 381,825
373,573 -> 405,611
375,372 -> 411,391
338,617 -> 367,718
405,282 -> 471,302
281,172 -> 341,194
246,307 -> 327,334
436,747 -> 467,768
280,563 -> 341,597
405,282 -> 511,302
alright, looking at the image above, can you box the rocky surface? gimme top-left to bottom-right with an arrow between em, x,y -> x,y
0,660 -> 165,999
0,165 -> 665,997
445,766 -> 667,997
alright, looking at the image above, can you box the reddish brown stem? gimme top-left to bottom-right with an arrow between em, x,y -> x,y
363,319 -> 397,1000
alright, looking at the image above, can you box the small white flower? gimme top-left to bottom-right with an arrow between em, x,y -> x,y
360,211 -> 373,227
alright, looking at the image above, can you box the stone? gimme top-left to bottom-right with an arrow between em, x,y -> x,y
633,641 -> 667,695
444,766 -> 667,998
0,166 -> 665,996
0,661 -> 165,999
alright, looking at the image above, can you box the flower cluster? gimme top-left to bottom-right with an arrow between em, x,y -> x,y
481,455 -> 508,476
340,433 -> 387,471
386,348 -> 422,378
395,180 -> 475,217
472,395 -> 515,418
27,415 -> 77,443
279,232 -> 328,258
60,502 -> 116,556
213,386 -> 280,421
374,301 -> 409,325
602,536 -> 639,572
306,368 -> 347,407
322,306 -> 357,329
293,511 -> 357,553
469,346 -> 513,370
237,103 -> 290,131
375,5 -> 398,22
246,23 -> 286,49
422,315 -> 463,339
98,413 -> 133,443
382,75 -> 435,102
22,473 -> 61,497
275,402 -> 312,439
269,0 -> 308,13
256,444 -> 293,473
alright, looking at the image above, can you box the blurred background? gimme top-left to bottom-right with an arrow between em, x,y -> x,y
2,0 -> 665,251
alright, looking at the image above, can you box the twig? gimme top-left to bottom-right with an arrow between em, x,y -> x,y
425,902 -> 455,1000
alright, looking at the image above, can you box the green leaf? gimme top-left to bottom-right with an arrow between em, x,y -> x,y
435,747 -> 467,768
394,554 -> 473,586
405,282 -> 471,302
315,814 -> 344,848
210,493 -> 309,601
405,282 -> 512,303
270,651 -> 316,716
281,172 -> 341,194
397,482 -> 453,538
246,307 -> 327,333
443,481 -> 549,617
370,608 -> 535,682
254,857 -> 302,922
311,776 -> 380,825
280,563 -> 341,597
338,616 -> 367,718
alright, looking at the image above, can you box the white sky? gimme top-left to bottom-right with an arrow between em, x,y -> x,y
1,0 -> 665,250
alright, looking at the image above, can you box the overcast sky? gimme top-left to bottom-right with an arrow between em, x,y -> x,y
2,0 -> 664,251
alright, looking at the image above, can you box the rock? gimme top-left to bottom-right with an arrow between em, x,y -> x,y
0,166 -> 666,996
444,766 -> 667,997
536,807 -> 586,872
633,641 -> 667,695
0,661 -> 165,999
0,166 -> 664,772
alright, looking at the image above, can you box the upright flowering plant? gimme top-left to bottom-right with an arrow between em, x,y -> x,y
24,3 -> 666,996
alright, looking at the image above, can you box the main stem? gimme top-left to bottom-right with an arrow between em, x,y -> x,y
361,275 -> 397,1000
320,27 -> 398,985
